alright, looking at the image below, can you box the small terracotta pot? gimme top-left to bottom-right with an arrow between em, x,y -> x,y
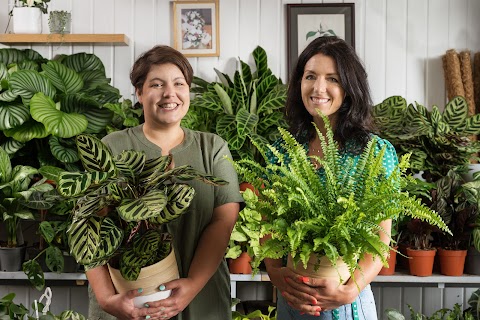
378,247 -> 397,275
228,252 -> 252,274
438,248 -> 467,276
406,247 -> 436,276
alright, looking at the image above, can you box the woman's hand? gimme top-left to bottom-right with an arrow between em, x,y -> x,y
283,276 -> 357,315
145,278 -> 199,319
99,289 -> 163,320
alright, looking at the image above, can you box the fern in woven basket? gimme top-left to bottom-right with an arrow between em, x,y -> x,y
232,113 -> 451,283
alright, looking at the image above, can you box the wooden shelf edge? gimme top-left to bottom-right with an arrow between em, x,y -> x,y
0,34 -> 129,45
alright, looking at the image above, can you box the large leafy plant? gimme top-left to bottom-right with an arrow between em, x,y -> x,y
232,113 -> 451,283
0,48 -> 125,171
183,46 -> 287,162
373,96 -> 480,182
0,146 -> 53,248
225,205 -> 262,259
55,134 -> 228,281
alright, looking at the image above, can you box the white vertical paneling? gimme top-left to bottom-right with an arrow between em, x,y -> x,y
448,0 -> 468,50
423,287 -> 443,316
156,0 -> 172,46
426,0 -> 449,110
114,0 -> 134,99
133,0 -> 156,60
71,0 -> 93,55
467,0 -> 480,52
237,0 -> 260,62
378,287 -> 403,318
403,287 -> 423,315
364,0 -> 386,104
385,0 -> 407,98
92,0 -> 115,78
216,0 -> 239,79
353,0 -> 365,62
69,286 -> 89,317
259,0 -> 282,79
406,0 -> 428,105
443,288 -> 464,311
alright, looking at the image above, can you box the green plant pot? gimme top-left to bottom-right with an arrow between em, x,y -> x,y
0,246 -> 26,271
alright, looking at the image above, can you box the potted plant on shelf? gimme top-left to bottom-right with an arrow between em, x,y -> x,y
48,10 -> 71,34
232,112 -> 451,285
10,0 -> 50,34
182,46 -> 287,163
54,134 -> 228,307
428,170 -> 479,276
0,146 -> 54,272
226,206 -> 262,274
373,95 -> 480,182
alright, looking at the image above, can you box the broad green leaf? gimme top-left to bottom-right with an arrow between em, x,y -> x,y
3,119 -> 49,142
236,107 -> 258,137
0,102 -> 30,130
9,69 -> 56,104
76,134 -> 116,174
42,60 -> 84,94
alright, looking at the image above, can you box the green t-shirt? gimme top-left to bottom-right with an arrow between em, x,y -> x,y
88,125 -> 244,320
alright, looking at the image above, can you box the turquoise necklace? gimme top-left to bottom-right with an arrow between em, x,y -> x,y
332,301 -> 359,320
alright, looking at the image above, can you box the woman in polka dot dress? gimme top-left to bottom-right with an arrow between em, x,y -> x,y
264,36 -> 397,320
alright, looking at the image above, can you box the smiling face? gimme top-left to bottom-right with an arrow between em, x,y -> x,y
301,53 -> 345,126
137,63 -> 190,129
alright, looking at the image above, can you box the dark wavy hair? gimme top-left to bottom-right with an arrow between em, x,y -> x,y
130,45 -> 194,93
285,36 -> 374,150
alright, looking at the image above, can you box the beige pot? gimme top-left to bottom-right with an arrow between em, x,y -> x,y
108,248 -> 179,307
287,254 -> 350,285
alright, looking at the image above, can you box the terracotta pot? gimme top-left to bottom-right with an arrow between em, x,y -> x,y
108,248 -> 179,308
228,252 -> 252,274
406,247 -> 436,276
287,254 -> 350,285
239,182 -> 260,196
378,247 -> 397,275
438,248 -> 467,276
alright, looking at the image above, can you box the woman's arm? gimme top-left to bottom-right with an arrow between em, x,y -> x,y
148,202 -> 239,319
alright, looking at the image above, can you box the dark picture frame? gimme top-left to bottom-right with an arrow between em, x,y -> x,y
287,3 -> 355,78
173,0 -> 219,57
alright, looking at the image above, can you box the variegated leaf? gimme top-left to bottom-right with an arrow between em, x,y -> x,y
9,69 -> 56,104
236,107 -> 258,137
42,60 -> 84,94
58,171 -> 111,197
76,134 -> 116,174
443,96 -> 468,131
216,114 -> 246,150
0,102 -> 30,130
3,119 -> 49,143
133,230 -> 162,257
114,150 -> 146,180
139,155 -> 172,182
121,248 -> 153,267
117,189 -> 168,222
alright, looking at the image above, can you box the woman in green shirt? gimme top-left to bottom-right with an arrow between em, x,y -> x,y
88,45 -> 244,320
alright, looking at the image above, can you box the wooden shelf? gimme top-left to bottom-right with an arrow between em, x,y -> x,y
0,34 -> 129,45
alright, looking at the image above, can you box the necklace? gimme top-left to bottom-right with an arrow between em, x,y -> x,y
309,147 -> 322,154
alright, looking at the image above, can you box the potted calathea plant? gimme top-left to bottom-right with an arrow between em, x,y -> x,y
53,134 -> 228,306
232,112 -> 451,285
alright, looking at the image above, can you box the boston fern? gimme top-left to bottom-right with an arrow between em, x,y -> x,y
55,134 -> 228,281
233,113 -> 451,282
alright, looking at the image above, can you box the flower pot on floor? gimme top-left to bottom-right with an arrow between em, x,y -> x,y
438,248 -> 467,276
108,248 -> 179,308
228,252 -> 252,274
378,247 -> 397,275
287,254 -> 350,285
13,7 -> 42,34
0,246 -> 26,271
465,247 -> 480,275
406,247 -> 436,277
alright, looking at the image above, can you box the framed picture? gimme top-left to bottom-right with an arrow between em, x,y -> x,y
173,0 -> 219,57
287,3 -> 355,77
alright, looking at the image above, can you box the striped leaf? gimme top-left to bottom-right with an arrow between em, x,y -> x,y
257,85 -> 287,115
443,96 -> 468,131
252,46 -> 268,79
114,150 -> 146,181
133,230 -> 162,257
117,189 -> 168,222
48,136 -> 79,164
0,139 -> 24,156
42,60 -> 84,94
464,114 -> 480,135
62,53 -> 106,74
3,119 -> 49,142
121,248 -> 152,267
119,261 -> 141,280
68,216 -> 123,265
213,83 -> 233,115
10,70 -> 56,105
61,94 -> 113,134
236,107 -> 258,137
255,74 -> 279,105
216,114 -> 245,150
190,91 -> 223,112
57,171 -> 111,197
0,102 -> 30,130
30,92 -> 88,138
0,48 -> 27,66
79,70 -> 110,90
148,184 -> 195,225
0,90 -> 18,102
139,155 -> 172,182
76,134 -> 116,174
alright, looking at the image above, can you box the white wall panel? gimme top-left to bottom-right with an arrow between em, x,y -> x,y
385,0 -> 407,98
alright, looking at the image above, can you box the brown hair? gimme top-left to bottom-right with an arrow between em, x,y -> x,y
130,45 -> 194,93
